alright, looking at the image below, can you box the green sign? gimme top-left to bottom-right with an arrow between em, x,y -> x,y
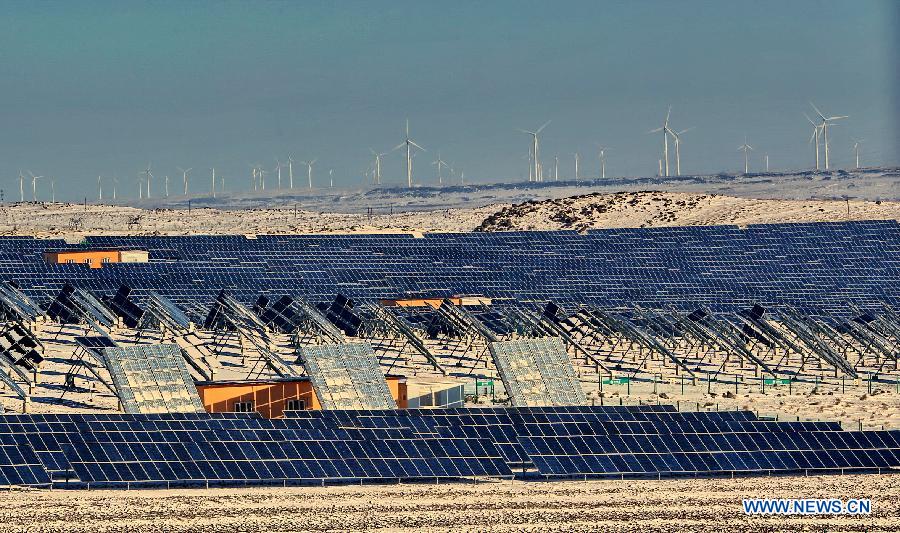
764,378 -> 792,385
475,380 -> 493,387
603,377 -> 631,385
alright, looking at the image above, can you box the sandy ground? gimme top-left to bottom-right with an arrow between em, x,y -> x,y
477,191 -> 900,231
3,192 -> 900,237
1,475 -> 896,532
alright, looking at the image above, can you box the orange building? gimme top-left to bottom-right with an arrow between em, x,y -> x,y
43,249 -> 149,269
195,376 -> 408,418
380,296 -> 492,308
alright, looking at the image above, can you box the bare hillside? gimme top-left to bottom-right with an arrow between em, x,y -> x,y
476,191 -> 900,232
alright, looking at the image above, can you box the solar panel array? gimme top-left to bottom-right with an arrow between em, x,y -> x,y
0,407 -> 897,488
298,343 -> 397,410
1,221 -> 898,316
103,345 -> 206,414
489,338 -> 587,407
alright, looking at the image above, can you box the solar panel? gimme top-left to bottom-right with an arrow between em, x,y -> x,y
103,344 -> 205,414
298,343 -> 397,410
489,337 -> 587,407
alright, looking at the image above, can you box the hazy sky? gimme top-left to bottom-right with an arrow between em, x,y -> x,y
0,0 -> 897,201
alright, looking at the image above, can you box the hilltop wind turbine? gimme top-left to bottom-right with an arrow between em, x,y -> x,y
27,171 -> 42,202
210,167 -> 216,198
804,114 -> 821,170
852,139 -> 865,169
285,156 -> 294,189
302,159 -> 317,189
141,164 -> 153,198
393,120 -> 425,187
178,167 -> 192,195
554,155 -> 559,181
738,138 -> 753,174
50,178 -> 55,202
98,175 -> 103,201
112,177 -> 118,201
18,172 -> 26,202
670,128 -> 693,176
275,159 -> 284,189
810,102 -> 848,170
649,107 -> 672,177
597,146 -> 609,179
369,149 -> 386,185
165,175 -> 170,197
432,152 -> 449,185
519,120 -> 550,183
573,153 -> 580,181
329,168 -> 334,188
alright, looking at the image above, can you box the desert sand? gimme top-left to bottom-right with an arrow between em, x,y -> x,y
1,475 -> 896,532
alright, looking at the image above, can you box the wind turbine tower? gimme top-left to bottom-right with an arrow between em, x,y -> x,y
649,107 -> 672,176
810,102 -> 848,170
739,138 -> 754,174
432,152 -> 449,185
573,153 -> 580,181
393,120 -> 425,187
178,167 -> 192,195
210,167 -> 216,198
804,114 -> 821,170
519,121 -> 550,183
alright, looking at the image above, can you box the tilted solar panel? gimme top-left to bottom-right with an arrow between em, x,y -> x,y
489,337 -> 587,407
298,343 -> 397,410
103,344 -> 205,414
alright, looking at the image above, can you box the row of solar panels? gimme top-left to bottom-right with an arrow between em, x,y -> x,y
1,221 -> 899,314
0,406 -> 897,488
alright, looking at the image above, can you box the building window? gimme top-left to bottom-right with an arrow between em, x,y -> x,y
66,259 -> 75,264
101,257 -> 111,263
233,401 -> 254,413
84,258 -> 92,264
285,399 -> 306,411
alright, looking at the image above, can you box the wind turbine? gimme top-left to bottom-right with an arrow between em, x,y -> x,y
18,172 -> 24,202
178,167 -> 192,196
112,177 -> 118,200
805,114 -> 821,170
432,152 -> 449,185
852,139 -> 865,169
573,153 -> 580,181
27,171 -> 42,202
597,146 -> 610,179
141,164 -> 153,198
519,120 -> 550,183
670,127 -> 692,176
649,107 -> 672,176
50,177 -> 55,202
554,155 -> 559,181
810,102 -> 848,170
210,167 -> 216,198
287,156 -> 295,189
302,159 -> 317,189
98,175 -> 103,201
738,138 -> 753,174
329,168 -> 334,188
275,159 -> 284,189
165,175 -> 170,197
393,120 -> 425,187
370,149 -> 386,185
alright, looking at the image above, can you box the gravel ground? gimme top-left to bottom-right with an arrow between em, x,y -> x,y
1,475 -> 897,532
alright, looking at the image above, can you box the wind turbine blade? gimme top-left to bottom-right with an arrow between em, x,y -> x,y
803,113 -> 817,126
665,106 -> 671,126
536,120 -> 551,134
409,140 -> 425,151
518,129 -> 536,135
677,127 -> 694,135
827,115 -> 849,121
809,101 -> 826,121
648,127 -> 664,134
391,142 -> 406,152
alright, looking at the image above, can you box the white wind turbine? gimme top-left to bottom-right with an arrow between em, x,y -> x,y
670,127 -> 693,176
50,177 -> 55,202
287,156 -> 295,189
810,102 -> 848,170
432,152 -> 449,185
519,120 -> 550,182
165,175 -> 170,197
597,146 -> 610,179
141,164 -> 153,199
852,139 -> 865,169
275,159 -> 284,189
370,149 -> 386,185
649,107 -> 672,176
98,175 -> 103,201
739,138 -> 753,174
804,114 -> 822,170
302,159 -> 317,189
18,172 -> 24,202
573,153 -> 580,181
329,168 -> 334,188
554,155 -> 559,181
178,167 -> 192,196
112,177 -> 118,201
209,167 -> 216,197
393,120 -> 425,187
28,171 -> 42,202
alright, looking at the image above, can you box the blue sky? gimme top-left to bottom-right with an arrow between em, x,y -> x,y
0,0 -> 896,200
